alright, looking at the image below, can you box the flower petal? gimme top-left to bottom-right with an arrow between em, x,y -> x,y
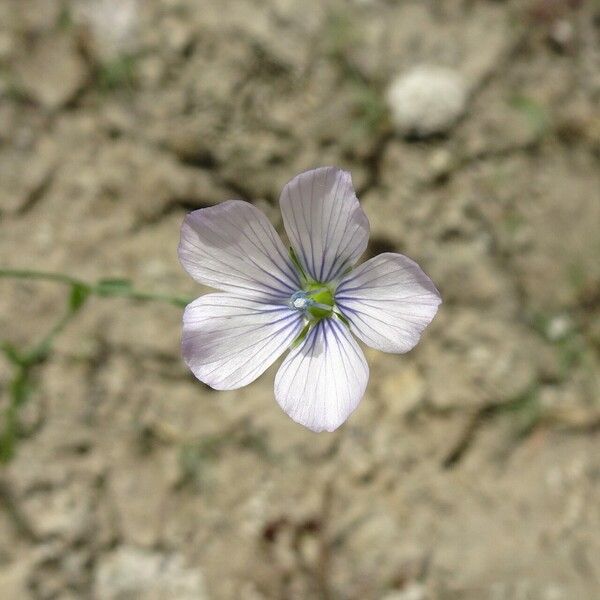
335,253 -> 441,353
279,167 -> 370,283
182,293 -> 303,390
275,318 -> 369,432
179,201 -> 300,301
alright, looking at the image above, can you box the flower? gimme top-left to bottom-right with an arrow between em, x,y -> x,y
179,167 -> 441,432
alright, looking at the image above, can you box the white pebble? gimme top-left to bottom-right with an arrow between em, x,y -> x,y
386,65 -> 468,137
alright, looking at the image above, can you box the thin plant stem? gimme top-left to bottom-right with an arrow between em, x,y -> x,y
0,267 -> 192,463
0,268 -> 191,308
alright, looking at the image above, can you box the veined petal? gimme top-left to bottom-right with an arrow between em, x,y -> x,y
183,293 -> 303,390
179,201 -> 300,301
279,167 -> 370,284
275,318 -> 369,432
335,253 -> 441,353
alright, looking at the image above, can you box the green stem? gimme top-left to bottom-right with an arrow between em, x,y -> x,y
0,268 -> 191,308
0,302 -> 82,462
0,366 -> 29,463
98,288 -> 190,307
0,268 -> 193,463
26,305 -> 79,364
0,269 -> 82,286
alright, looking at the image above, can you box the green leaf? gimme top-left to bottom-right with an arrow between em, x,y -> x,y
10,371 -> 32,406
0,429 -> 15,463
69,284 -> 90,312
95,278 -> 133,296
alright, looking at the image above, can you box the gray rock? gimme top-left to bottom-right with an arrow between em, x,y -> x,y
94,547 -> 207,600
386,66 -> 468,137
380,585 -> 426,600
74,0 -> 140,62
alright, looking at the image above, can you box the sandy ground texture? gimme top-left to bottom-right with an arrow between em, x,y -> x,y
1,0 -> 600,598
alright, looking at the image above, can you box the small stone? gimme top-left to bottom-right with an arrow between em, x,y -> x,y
548,20 -> 575,53
546,314 -> 572,342
163,126 -> 213,164
14,34 -> 88,110
428,148 -> 454,181
74,0 -> 140,62
386,66 -> 468,137
94,547 -> 208,600
380,584 -> 426,600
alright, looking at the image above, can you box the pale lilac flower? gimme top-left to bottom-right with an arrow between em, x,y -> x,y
179,167 -> 441,432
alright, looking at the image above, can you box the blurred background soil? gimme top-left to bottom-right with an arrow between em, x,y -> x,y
0,0 -> 599,598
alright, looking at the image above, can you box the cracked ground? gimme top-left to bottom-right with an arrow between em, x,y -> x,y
0,0 -> 599,598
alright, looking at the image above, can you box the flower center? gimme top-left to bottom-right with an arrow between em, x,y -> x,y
291,291 -> 311,311
289,284 -> 335,320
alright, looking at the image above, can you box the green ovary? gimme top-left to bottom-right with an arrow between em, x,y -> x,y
288,282 -> 346,348
294,283 -> 335,320
288,248 -> 338,321
306,283 -> 334,318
